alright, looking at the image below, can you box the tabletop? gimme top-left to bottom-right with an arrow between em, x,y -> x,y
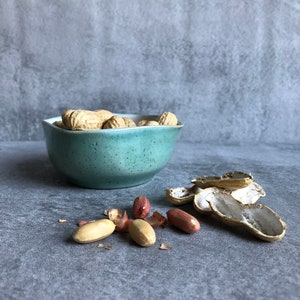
0,141 -> 299,300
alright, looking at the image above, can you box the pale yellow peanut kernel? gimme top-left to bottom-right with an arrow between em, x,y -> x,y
72,219 -> 116,244
129,219 -> 156,247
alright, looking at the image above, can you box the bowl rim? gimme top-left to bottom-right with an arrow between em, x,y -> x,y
43,113 -> 183,134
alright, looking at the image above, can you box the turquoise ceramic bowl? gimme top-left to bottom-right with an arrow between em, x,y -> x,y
42,114 -> 183,189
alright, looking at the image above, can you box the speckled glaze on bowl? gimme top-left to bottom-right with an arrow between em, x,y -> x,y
42,114 -> 183,189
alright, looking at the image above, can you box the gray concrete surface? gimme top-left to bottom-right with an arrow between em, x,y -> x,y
0,0 -> 299,144
1,1 -> 300,299
0,141 -> 299,299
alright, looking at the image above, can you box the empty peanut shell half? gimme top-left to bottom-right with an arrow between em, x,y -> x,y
230,182 -> 266,204
166,186 -> 202,205
206,190 -> 286,242
193,187 -> 220,214
191,171 -> 253,190
194,183 -> 266,214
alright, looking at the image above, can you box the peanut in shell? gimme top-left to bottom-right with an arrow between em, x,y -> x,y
156,112 -> 178,126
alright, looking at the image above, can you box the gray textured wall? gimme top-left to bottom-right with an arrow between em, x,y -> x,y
0,0 -> 299,144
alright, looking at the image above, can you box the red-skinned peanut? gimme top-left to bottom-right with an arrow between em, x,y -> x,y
133,196 -> 151,219
167,208 -> 200,234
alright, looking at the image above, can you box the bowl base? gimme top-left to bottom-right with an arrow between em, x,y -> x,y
66,174 -> 155,189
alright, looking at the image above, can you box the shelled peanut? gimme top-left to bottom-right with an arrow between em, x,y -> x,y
132,196 -> 151,219
72,219 -> 115,244
53,109 -> 179,130
129,219 -> 156,247
167,208 -> 200,234
71,195 -> 200,248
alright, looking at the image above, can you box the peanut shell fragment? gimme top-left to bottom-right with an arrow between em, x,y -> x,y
166,185 -> 202,206
159,242 -> 172,250
230,182 -> 266,204
193,187 -> 220,214
192,171 -> 253,190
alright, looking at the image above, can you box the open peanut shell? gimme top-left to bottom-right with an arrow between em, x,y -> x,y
166,185 -> 202,205
191,171 -> 253,190
206,190 -> 286,242
230,182 -> 266,204
193,187 -> 219,214
193,182 -> 266,214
